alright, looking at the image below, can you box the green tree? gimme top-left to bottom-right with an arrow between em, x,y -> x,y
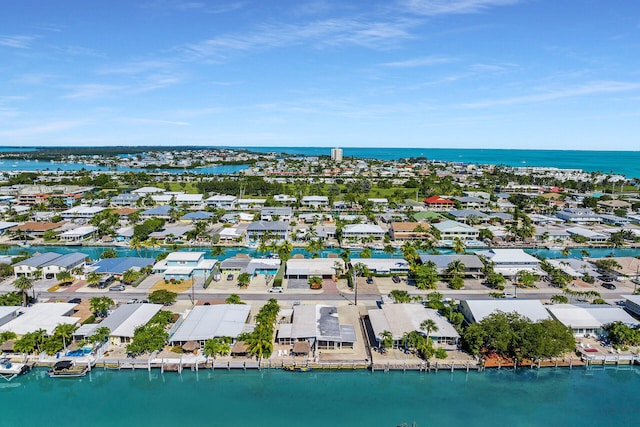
412,262 -> 439,290
88,326 -> 111,344
237,272 -> 251,288
225,294 -> 244,304
203,337 -> 232,359
420,319 -> 438,338
13,276 -> 33,307
101,249 -> 118,259
380,330 -> 394,352
89,296 -> 114,317
148,289 -> 177,305
452,237 -> 466,254
127,324 -> 169,356
244,324 -> 273,360
86,272 -> 101,287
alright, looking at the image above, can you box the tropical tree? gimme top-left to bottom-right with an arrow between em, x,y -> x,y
244,324 -> 274,360
380,330 -> 394,352
148,289 -> 177,305
452,237 -> 466,254
276,240 -> 293,263
225,294 -> 244,304
203,337 -> 232,359
86,272 -> 101,287
515,270 -> 539,288
13,276 -> 33,307
237,272 -> 251,288
420,319 -> 439,338
88,326 -> 111,344
56,270 -> 73,285
89,296 -> 114,317
412,262 -> 439,290
551,295 -> 569,304
101,249 -> 118,259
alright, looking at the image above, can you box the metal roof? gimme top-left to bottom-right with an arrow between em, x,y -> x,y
368,304 -> 460,341
169,304 -> 251,343
100,304 -> 163,338
547,304 -> 638,329
462,299 -> 550,323
0,303 -> 79,335
44,252 -> 88,269
91,257 -> 155,275
14,252 -> 62,268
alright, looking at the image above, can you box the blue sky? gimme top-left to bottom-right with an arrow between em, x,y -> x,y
1,0 -> 639,150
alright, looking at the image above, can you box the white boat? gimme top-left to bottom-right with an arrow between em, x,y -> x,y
0,358 -> 31,381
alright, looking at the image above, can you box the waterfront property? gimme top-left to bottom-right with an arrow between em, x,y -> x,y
546,304 -> 638,337
246,221 -> 289,244
432,220 -> 480,241
41,252 -> 88,279
88,257 -> 155,275
475,249 -> 545,278
13,252 -> 62,278
169,304 -> 252,346
460,299 -> 551,324
349,258 -> 410,275
276,304 -> 357,353
285,258 -> 344,280
153,252 -> 216,281
0,303 -> 80,335
76,303 -> 163,345
368,303 -> 460,349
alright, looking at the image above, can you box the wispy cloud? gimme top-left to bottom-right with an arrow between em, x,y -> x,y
141,0 -> 245,13
62,84 -> 125,99
0,34 -> 38,49
180,18 -> 416,59
380,55 -> 458,67
401,0 -> 521,16
462,81 -> 640,108
0,120 -> 87,138
118,117 -> 190,126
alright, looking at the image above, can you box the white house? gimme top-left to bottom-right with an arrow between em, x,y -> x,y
475,249 -> 544,278
154,252 -> 216,281
432,220 -> 479,241
341,223 -> 386,242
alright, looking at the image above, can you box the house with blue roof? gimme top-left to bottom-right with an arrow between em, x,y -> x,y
89,257 -> 155,275
180,211 -> 212,222
140,205 -> 175,219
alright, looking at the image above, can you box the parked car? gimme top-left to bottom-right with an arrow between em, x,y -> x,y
68,298 -> 81,304
127,299 -> 139,304
366,277 -> 374,284
601,282 -> 616,290
268,287 -> 284,293
109,284 -> 126,291
503,292 -> 516,298
226,273 -> 234,281
391,275 -> 401,284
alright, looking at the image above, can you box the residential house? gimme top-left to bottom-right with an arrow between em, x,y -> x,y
419,254 -> 484,277
341,223 -> 386,242
432,220 -> 479,241
206,195 -> 237,210
389,222 -> 431,241
246,221 -> 289,243
301,196 -> 329,209
423,195 -> 455,211
169,304 -> 253,346
41,252 -> 88,279
475,249 -> 544,278
153,252 -> 217,281
260,206 -> 293,222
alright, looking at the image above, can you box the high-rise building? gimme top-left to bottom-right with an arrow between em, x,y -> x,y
331,147 -> 343,162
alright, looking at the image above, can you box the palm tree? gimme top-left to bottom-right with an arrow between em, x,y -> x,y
13,276 -> 33,306
210,246 -> 225,257
237,273 -> 251,288
245,324 -> 273,360
86,272 -> 101,287
89,296 -> 114,317
420,319 -> 439,339
129,237 -> 143,256
203,337 -> 231,359
380,330 -> 394,352
452,237 -> 466,254
445,260 -> 466,279
53,323 -> 78,350
277,240 -> 293,263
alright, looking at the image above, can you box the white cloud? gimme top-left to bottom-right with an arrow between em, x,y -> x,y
0,120 -> 87,137
0,35 -> 37,49
380,56 -> 458,67
462,81 -> 640,108
62,84 -> 124,99
401,0 -> 521,16
180,17 -> 416,59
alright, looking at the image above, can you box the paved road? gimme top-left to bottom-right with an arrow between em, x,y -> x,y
38,289 -> 629,306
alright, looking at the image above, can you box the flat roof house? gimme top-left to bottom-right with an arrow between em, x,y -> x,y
0,303 -> 80,335
153,252 -> 217,281
78,303 -> 163,345
59,225 -> 97,242
546,304 -> 638,338
286,258 -> 345,279
368,304 -> 460,348
460,299 -> 550,324
349,258 -> 410,275
475,249 -> 544,278
169,304 -> 252,346
276,304 -> 357,353
419,254 -> 484,277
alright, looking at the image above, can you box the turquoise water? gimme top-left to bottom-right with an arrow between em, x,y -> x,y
1,368 -> 638,426
0,159 -> 247,175
240,146 -> 640,178
3,146 -> 640,177
5,245 -> 640,262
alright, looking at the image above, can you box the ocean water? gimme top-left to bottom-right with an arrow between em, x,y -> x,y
2,146 -> 640,177
238,146 -> 640,178
1,367 -> 638,427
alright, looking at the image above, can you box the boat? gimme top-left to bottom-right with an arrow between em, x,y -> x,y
0,358 -> 31,381
47,360 -> 89,378
283,366 -> 313,373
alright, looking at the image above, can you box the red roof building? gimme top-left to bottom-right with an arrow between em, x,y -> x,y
423,195 -> 455,211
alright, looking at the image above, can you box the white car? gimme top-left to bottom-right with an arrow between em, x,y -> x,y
268,287 -> 284,293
